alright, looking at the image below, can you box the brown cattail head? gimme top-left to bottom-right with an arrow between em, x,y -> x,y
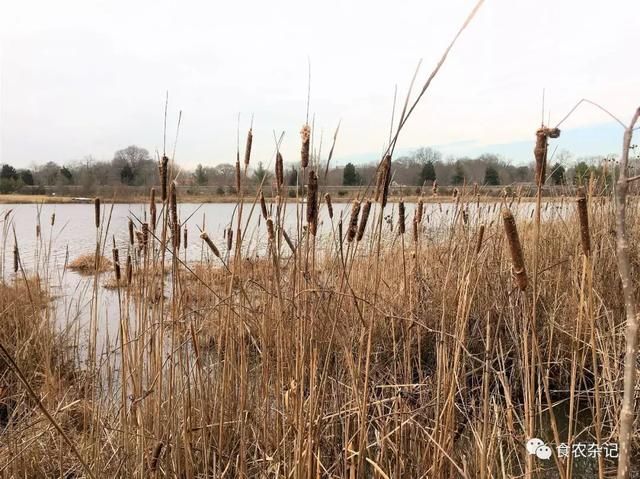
452,188 -> 459,199
375,155 -> 392,208
266,217 -> 275,241
275,151 -> 284,190
356,200 -> 372,241
324,193 -> 334,219
300,124 -> 311,168
412,218 -> 418,243
398,201 -> 406,235
347,200 -> 361,242
13,243 -> 19,273
576,188 -> 591,257
306,170 -> 318,235
149,441 -> 164,472
502,209 -> 527,291
475,224 -> 485,255
462,208 -> 468,225
416,199 -> 424,224
128,218 -> 134,246
36,224 -> 40,238
534,128 -> 548,186
160,156 -> 169,201
141,223 -> 149,248
94,198 -> 101,229
51,213 -> 55,227
260,191 -> 268,220
183,227 -> 188,249
226,226 -> 233,251
200,232 -> 220,258
150,188 -> 157,231
112,246 -> 121,282
244,128 -> 253,170
125,254 -> 132,285
235,158 -> 241,194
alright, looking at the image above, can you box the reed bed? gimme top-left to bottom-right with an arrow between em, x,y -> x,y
0,179 -> 638,478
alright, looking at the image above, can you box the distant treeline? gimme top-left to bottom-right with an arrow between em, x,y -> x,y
0,145 -> 620,195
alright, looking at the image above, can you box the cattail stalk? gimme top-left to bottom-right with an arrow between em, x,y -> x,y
150,188 -> 157,231
160,155 -> 169,201
577,188 -> 591,257
502,209 -> 527,291
398,201 -> 406,234
94,198 -> 101,229
275,152 -> 284,190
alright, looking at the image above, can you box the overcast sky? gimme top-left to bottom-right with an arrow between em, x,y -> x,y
1,0 -> 638,171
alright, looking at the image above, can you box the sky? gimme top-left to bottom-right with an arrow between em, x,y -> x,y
1,0 -> 638,171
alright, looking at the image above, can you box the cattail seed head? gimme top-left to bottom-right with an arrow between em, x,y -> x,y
300,124 -> 311,168
347,200 -> 361,242
226,227 -> 233,251
36,224 -> 40,238
94,198 -> 101,229
244,128 -> 253,170
200,232 -> 220,258
51,213 -> 55,226
13,243 -> 19,273
398,201 -> 406,235
377,155 -> 392,208
475,224 -> 485,255
183,227 -> 188,249
126,254 -> 132,285
306,170 -> 318,235
416,199 -> 424,224
275,152 -> 284,189
412,218 -> 418,243
141,223 -> 149,248
260,191 -> 268,220
160,156 -> 169,202
149,441 -> 164,472
150,188 -> 157,231
324,193 -> 333,219
356,200 -> 371,241
235,158 -> 241,194
266,218 -> 275,241
576,188 -> 591,257
128,218 -> 134,246
534,128 -> 548,186
502,209 -> 527,291
112,247 -> 121,282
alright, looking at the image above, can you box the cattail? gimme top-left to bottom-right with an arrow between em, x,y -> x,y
149,441 -> 164,472
432,180 -> 438,196
577,188 -> 591,257
338,218 -> 343,243
453,188 -> 459,199
183,227 -> 188,249
275,152 -> 284,190
306,170 -> 318,235
324,193 -> 333,219
170,182 -> 179,249
150,188 -> 157,231
534,128 -> 548,186
128,218 -> 134,246
94,198 -> 101,229
36,224 -> 40,238
347,200 -> 361,242
160,156 -> 169,201
125,254 -> 132,285
398,201 -> 406,235
475,224 -> 485,255
300,124 -> 311,168
375,155 -> 392,208
13,243 -> 19,273
235,158 -> 241,194
282,228 -> 296,254
112,245 -> 121,282
226,227 -> 233,251
416,199 -> 424,224
200,232 -> 220,258
462,208 -> 468,225
502,209 -> 527,291
141,223 -> 149,248
51,213 -> 55,226
356,200 -> 371,241
259,191 -> 268,220
412,218 -> 418,243
244,128 -> 253,170
266,218 -> 275,241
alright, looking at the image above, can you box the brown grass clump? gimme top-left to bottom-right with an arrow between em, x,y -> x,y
502,208 -> 527,290
68,253 -> 112,274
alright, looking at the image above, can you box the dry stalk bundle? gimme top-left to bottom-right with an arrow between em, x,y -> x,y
260,191 -> 268,220
324,193 -> 333,219
502,209 -> 527,291
347,200 -> 361,242
94,198 -> 101,229
307,170 -> 318,235
398,201 -> 406,234
244,128 -> 253,170
301,124 -> 311,168
200,232 -> 221,258
275,152 -> 284,189
160,155 -> 169,201
357,200 -> 371,241
150,188 -> 157,231
577,188 -> 591,257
